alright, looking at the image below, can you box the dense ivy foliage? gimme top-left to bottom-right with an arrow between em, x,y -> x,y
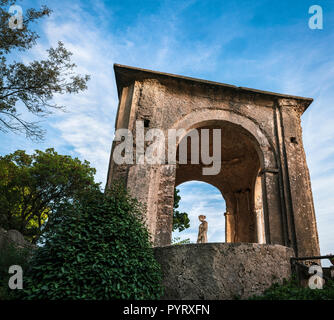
21,184 -> 163,300
250,275 -> 334,300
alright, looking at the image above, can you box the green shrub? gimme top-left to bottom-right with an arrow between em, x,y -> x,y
21,184 -> 163,300
0,242 -> 32,300
250,275 -> 334,300
172,237 -> 191,245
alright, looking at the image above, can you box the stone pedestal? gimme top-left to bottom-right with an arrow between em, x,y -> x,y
154,243 -> 294,300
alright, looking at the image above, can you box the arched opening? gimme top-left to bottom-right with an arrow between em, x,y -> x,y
174,120 -> 266,244
172,181 -> 226,243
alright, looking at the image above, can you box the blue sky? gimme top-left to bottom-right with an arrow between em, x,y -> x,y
1,0 -> 333,259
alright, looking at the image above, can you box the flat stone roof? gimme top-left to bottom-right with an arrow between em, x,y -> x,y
114,63 -> 313,108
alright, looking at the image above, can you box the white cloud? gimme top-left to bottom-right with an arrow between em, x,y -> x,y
24,4 -> 119,185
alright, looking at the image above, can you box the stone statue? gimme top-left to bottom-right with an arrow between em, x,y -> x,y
197,215 -> 208,243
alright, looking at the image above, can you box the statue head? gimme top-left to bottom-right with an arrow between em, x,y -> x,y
198,215 -> 206,222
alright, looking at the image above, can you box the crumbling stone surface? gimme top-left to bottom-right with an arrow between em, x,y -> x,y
0,228 -> 35,250
154,243 -> 294,300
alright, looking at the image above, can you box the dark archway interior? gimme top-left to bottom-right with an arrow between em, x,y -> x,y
175,121 -> 265,243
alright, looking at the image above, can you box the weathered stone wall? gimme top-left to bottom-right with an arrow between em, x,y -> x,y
0,228 -> 34,250
154,243 -> 294,300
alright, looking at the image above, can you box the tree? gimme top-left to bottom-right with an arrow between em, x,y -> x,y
0,148 -> 100,243
173,188 -> 190,232
172,237 -> 191,245
0,1 -> 90,140
21,183 -> 163,300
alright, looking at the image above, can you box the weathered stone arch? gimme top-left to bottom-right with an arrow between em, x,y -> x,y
106,64 -> 320,258
171,108 -> 276,170
171,112 -> 270,244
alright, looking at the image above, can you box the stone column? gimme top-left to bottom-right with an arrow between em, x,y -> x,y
126,164 -> 162,243
154,164 -> 176,246
261,170 -> 285,246
278,99 -> 320,257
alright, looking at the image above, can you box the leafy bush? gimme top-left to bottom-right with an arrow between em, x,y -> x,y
172,237 -> 191,245
0,242 -> 33,300
250,275 -> 334,300
21,184 -> 163,300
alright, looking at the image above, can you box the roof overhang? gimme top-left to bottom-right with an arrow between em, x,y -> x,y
114,63 -> 313,112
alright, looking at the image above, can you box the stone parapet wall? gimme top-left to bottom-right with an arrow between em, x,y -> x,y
154,243 -> 294,300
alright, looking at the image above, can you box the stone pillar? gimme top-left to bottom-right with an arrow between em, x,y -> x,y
277,99 -> 320,257
126,164 -> 176,246
154,164 -> 176,246
126,164 -> 161,241
224,211 -> 233,243
261,171 -> 285,246
254,174 -> 265,243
